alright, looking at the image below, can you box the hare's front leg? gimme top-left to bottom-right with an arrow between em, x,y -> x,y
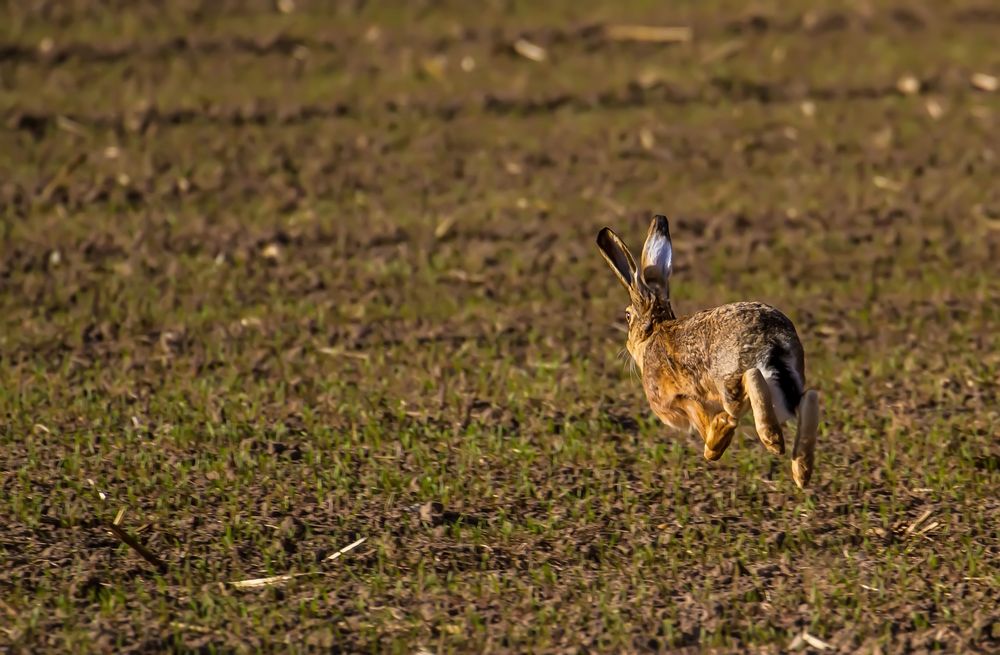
704,411 -> 739,461
679,399 -> 738,461
741,369 -> 785,455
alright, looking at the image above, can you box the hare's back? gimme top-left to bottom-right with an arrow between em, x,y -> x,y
687,302 -> 805,420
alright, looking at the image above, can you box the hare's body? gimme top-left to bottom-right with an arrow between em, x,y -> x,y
597,216 -> 820,489
638,302 -> 803,429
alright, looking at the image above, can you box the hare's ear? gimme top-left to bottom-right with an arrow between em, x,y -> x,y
641,215 -> 673,301
596,227 -> 637,292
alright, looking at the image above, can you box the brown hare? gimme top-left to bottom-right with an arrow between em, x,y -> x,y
597,215 -> 820,488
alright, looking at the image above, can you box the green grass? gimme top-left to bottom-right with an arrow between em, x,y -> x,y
1,0 -> 999,652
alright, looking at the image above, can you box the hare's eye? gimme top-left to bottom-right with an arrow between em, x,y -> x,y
625,308 -> 632,323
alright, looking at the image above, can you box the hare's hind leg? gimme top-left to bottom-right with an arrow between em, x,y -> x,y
792,390 -> 820,489
742,369 -> 785,455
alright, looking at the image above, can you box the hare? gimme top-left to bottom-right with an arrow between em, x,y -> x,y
596,215 -> 820,488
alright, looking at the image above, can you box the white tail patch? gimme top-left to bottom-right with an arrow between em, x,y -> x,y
756,362 -> 800,424
761,370 -> 793,424
755,344 -> 803,424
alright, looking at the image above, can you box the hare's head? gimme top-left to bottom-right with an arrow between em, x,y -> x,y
596,215 -> 675,371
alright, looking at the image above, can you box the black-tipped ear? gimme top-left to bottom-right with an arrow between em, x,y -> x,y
596,227 -> 637,292
640,215 -> 673,300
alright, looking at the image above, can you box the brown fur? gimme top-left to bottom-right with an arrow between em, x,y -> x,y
637,303 -> 802,429
597,217 -> 820,489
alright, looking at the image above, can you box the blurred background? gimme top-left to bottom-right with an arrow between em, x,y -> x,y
1,1 -> 998,652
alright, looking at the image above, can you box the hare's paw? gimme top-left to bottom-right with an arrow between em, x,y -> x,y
713,413 -> 739,431
757,424 -> 785,456
791,390 -> 820,489
704,412 -> 738,461
792,454 -> 813,489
